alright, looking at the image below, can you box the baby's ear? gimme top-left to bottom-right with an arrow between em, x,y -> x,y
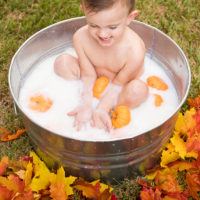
127,10 -> 139,25
80,4 -> 83,11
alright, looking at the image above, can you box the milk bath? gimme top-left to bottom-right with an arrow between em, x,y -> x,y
19,47 -> 179,141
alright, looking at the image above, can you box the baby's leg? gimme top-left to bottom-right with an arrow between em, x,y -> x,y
54,54 -> 80,80
117,80 -> 148,109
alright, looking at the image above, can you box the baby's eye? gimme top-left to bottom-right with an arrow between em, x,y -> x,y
90,24 -> 98,28
109,26 -> 117,30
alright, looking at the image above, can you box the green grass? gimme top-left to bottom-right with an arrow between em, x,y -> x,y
0,0 -> 199,198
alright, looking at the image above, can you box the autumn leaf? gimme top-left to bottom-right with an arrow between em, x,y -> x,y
91,179 -> 113,193
160,143 -> 180,167
186,132 -> 200,152
25,162 -> 33,189
0,184 -> 14,200
193,110 -> 200,133
0,174 -> 25,194
1,127 -> 26,141
156,174 -> 182,193
50,182 -> 67,200
12,189 -> 34,200
140,187 -> 162,200
188,95 -> 200,111
49,167 -> 76,197
174,109 -> 196,133
185,169 -> 200,200
29,152 -> 51,192
163,190 -> 189,200
0,157 -> 8,176
74,178 -> 101,199
170,131 -> 187,159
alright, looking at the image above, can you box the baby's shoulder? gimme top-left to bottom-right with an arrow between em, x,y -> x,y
73,25 -> 89,44
126,28 -> 145,49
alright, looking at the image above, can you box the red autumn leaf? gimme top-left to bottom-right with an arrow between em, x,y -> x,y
20,155 -> 33,163
193,110 -> 200,133
137,179 -> 152,188
165,190 -> 189,200
0,184 -> 14,200
74,178 -> 100,199
188,95 -> 200,111
0,157 -> 8,176
186,135 -> 200,152
110,193 -> 118,200
185,169 -> 200,200
0,127 -> 26,141
50,182 -> 67,200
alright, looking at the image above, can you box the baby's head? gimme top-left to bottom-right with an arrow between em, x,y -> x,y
81,0 -> 138,47
81,0 -> 135,14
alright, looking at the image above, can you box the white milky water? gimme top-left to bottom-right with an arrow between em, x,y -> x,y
19,47 -> 179,141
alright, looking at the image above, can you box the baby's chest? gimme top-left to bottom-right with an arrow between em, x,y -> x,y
87,50 -> 126,72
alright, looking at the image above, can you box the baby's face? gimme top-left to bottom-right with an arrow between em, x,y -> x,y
84,2 -> 131,47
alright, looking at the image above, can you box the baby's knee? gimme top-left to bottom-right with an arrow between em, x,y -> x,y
54,54 -> 80,80
119,80 -> 148,108
127,80 -> 148,98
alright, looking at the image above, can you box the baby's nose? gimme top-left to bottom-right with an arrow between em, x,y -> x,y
98,29 -> 110,38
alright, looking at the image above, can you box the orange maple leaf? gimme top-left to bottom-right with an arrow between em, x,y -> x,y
186,133 -> 200,152
140,187 -> 162,200
188,95 -> 200,111
0,184 -> 14,200
0,127 -> 26,141
185,169 -> 200,200
155,173 -> 182,193
0,157 -> 8,176
0,174 -> 25,194
12,189 -> 34,200
74,178 -> 100,199
50,182 -> 67,200
193,110 -> 200,133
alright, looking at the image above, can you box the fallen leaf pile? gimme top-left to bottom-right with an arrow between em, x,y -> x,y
138,95 -> 200,200
0,152 -> 116,200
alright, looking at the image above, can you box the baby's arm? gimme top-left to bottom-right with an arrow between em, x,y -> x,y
68,30 -> 97,130
93,46 -> 145,131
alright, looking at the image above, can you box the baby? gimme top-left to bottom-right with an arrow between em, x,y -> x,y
54,0 -> 148,131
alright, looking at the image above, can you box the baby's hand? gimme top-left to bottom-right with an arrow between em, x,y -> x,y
68,105 -> 93,131
91,108 -> 112,132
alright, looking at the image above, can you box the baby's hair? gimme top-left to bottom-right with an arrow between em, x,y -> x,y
81,0 -> 135,13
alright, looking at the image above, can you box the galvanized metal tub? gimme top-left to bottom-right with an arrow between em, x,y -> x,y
8,17 -> 191,183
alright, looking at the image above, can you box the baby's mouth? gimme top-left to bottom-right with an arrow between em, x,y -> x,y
99,36 -> 112,43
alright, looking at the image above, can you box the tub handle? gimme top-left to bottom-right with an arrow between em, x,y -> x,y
13,100 -> 18,115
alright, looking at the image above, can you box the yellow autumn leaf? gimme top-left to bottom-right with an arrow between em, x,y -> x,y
25,162 -> 33,188
64,176 -> 77,196
185,151 -> 198,159
160,143 -> 180,167
29,151 -> 51,192
171,131 -> 187,159
175,108 -> 196,133
50,167 -> 76,197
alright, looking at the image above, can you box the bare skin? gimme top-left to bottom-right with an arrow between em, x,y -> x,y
54,2 -> 148,131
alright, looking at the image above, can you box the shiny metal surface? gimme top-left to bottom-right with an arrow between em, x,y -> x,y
8,17 -> 191,183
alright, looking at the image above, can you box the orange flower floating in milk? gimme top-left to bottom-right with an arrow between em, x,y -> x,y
28,93 -> 53,112
146,75 -> 168,107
